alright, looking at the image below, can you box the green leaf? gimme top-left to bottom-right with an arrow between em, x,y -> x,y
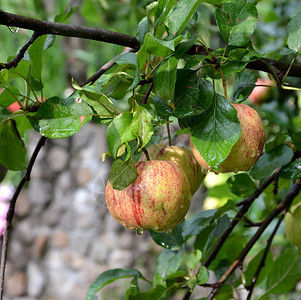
259,248 -> 301,298
155,250 -> 183,279
0,119 -> 27,171
28,97 -> 93,139
213,200 -> 236,220
292,132 -> 301,152
109,158 -> 137,191
244,249 -> 273,287
154,72 -> 213,118
54,6 -> 80,23
0,87 -> 20,107
187,250 -> 202,270
132,105 -> 154,153
197,266 -> 209,285
190,95 -> 241,171
149,224 -> 184,250
164,0 -> 203,38
227,173 -> 257,197
28,35 -> 46,80
137,16 -> 149,44
232,70 -> 258,102
279,158 -> 301,181
75,86 -> 119,117
106,112 -> 137,158
125,278 -> 140,299
87,268 -> 146,300
131,285 -> 167,300
250,145 -> 294,181
182,209 -> 216,238
153,56 -> 178,108
287,12 -> 301,53
215,0 -> 258,46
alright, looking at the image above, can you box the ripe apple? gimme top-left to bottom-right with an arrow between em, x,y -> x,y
191,103 -> 265,173
105,160 -> 191,232
249,78 -> 273,105
140,144 -> 205,195
285,202 -> 301,249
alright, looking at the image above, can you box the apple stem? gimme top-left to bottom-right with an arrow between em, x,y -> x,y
166,120 -> 172,146
142,148 -> 150,161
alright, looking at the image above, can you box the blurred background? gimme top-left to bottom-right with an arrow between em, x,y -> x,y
0,0 -> 301,299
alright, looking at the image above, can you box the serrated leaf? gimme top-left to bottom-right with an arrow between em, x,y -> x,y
259,248 -> 301,298
191,95 -> 241,171
227,173 -> 257,197
287,13 -> 301,53
87,268 -> 145,300
187,250 -> 202,270
0,119 -> 27,170
153,56 -> 178,108
0,87 -> 20,107
28,97 -> 93,138
132,105 -> 154,152
109,158 -> 137,190
250,145 -> 294,181
164,0 -> 203,38
215,0 -> 258,46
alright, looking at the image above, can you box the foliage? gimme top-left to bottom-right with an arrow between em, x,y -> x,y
1,0 -> 301,299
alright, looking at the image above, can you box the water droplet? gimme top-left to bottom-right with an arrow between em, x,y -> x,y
8,26 -> 19,34
136,228 -> 144,235
166,229 -> 173,234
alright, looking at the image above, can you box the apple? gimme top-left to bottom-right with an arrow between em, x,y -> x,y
285,202 -> 301,249
191,103 -> 265,173
140,144 -> 205,195
249,78 -> 273,105
105,160 -> 191,232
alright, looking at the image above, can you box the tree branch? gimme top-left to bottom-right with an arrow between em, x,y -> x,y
1,10 -> 301,79
0,135 -> 46,300
0,31 -> 41,71
0,10 -> 140,50
207,179 -> 301,300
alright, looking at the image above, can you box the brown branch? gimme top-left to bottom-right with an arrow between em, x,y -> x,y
1,10 -> 301,79
141,82 -> 154,105
246,213 -> 284,300
0,31 -> 41,71
182,170 -> 280,300
81,47 -> 136,86
0,10 -> 140,50
207,179 -> 301,300
0,135 -> 47,299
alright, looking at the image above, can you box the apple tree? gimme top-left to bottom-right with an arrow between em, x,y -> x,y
1,0 -> 301,299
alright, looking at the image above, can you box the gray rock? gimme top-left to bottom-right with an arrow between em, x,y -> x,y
46,147 -> 70,173
27,262 -> 47,297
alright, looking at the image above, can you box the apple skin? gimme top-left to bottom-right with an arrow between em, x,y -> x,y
105,160 -> 191,232
140,144 -> 205,195
249,78 -> 273,105
191,103 -> 265,173
285,203 -> 301,249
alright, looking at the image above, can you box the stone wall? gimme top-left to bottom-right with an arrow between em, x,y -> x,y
3,123 -> 205,300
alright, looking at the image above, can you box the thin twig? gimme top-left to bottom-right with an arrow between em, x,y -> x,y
166,120 -> 172,146
141,82 -> 154,105
207,179 -> 301,299
0,136 -> 46,299
246,213 -> 284,300
0,31 -> 41,71
81,48 -> 136,86
142,148 -> 150,161
182,170 -> 280,300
